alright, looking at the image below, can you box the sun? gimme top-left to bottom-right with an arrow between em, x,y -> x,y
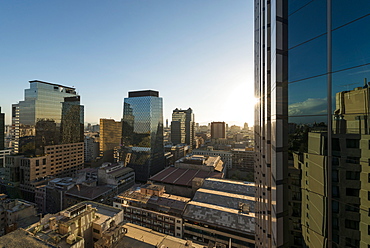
222,82 -> 255,127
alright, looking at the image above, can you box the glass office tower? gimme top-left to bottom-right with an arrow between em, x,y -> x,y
255,1 -> 370,247
121,90 -> 164,182
13,80 -> 80,155
60,96 -> 84,144
0,107 -> 4,150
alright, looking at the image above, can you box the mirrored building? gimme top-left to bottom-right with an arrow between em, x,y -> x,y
121,90 -> 164,182
255,1 -> 370,247
12,80 -> 82,155
5,80 -> 84,202
0,107 -> 4,150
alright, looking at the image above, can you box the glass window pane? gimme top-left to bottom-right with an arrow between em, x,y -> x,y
332,15 -> 370,71
332,0 -> 370,29
289,34 -> 327,83
288,0 -> 326,48
289,76 -> 327,117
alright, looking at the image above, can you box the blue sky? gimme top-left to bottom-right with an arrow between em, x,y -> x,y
0,1 -> 254,126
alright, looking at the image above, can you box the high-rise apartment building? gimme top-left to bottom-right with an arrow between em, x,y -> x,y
171,108 -> 195,150
99,118 -> 122,162
120,90 -> 164,182
255,1 -> 370,247
211,122 -> 226,139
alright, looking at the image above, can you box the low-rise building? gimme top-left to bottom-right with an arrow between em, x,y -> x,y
164,144 -> 190,163
115,223 -> 205,248
183,178 -> 255,247
231,148 -> 255,172
113,184 -> 190,238
175,154 -> 224,173
98,162 -> 135,192
24,201 -> 125,248
149,166 -> 223,198
192,148 -> 232,169
0,195 -> 38,236
45,177 -> 76,214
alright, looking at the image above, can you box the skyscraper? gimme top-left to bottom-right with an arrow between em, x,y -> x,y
171,108 -> 195,150
121,90 -> 164,182
171,110 -> 186,144
5,80 -> 84,201
99,118 -> 122,162
0,107 -> 5,167
13,80 -> 81,155
255,1 -> 370,247
0,107 -> 4,150
211,122 -> 226,139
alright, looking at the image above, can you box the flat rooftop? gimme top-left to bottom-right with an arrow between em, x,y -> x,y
29,80 -> 75,90
116,189 -> 190,216
0,229 -> 51,248
66,184 -> 113,200
128,90 -> 159,98
183,178 -> 256,234
149,167 -> 222,187
202,178 -> 255,195
116,223 -> 204,248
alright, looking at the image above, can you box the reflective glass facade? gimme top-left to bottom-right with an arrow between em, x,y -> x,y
0,107 -> 4,150
13,80 -> 82,155
255,1 -> 370,247
121,90 -> 164,182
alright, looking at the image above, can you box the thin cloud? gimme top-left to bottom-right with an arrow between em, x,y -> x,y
289,98 -> 327,116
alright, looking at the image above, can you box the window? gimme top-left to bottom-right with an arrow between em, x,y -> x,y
346,139 -> 359,148
345,219 -> 359,230
93,229 -> 100,234
346,171 -> 360,180
332,201 -> 339,213
333,186 -> 339,197
333,217 -> 339,230
346,188 -> 359,197
332,157 -> 339,166
345,204 -> 359,212
346,157 -> 360,164
345,238 -> 359,247
333,138 -> 340,151
332,170 -> 339,182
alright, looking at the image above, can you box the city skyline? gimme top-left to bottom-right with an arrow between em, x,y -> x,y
0,1 -> 254,127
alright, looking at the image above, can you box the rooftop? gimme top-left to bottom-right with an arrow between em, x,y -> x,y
183,178 -> 255,234
66,184 -> 114,200
29,80 -> 75,90
128,90 -> 159,98
115,223 -> 204,248
115,188 -> 190,216
149,167 -> 222,187
201,178 -> 255,196
0,229 -> 52,248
